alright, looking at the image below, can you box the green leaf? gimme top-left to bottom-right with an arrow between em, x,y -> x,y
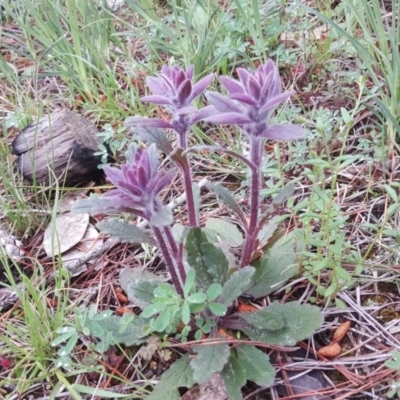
181,325 -> 191,337
172,223 -> 189,244
201,242 -> 229,283
56,326 -> 76,335
185,229 -> 230,286
58,333 -> 78,355
88,315 -> 148,346
181,301 -> 191,325
88,305 -> 96,320
154,307 -> 171,332
386,203 -> 399,218
239,302 -> 323,346
127,281 -> 161,309
142,303 -> 166,318
236,345 -> 275,387
219,266 -> 255,307
205,218 -> 244,246
72,384 -> 128,398
82,327 -> 90,336
150,206 -> 174,227
386,350 -> 400,369
127,125 -> 173,154
92,310 -> 113,321
90,322 -> 105,337
340,107 -> 352,125
206,183 -> 246,223
184,269 -> 196,298
147,354 -> 194,400
195,330 -> 203,340
189,302 -> 207,313
257,218 -> 279,248
149,389 -> 179,400
237,308 -> 284,331
185,228 -> 215,289
52,331 -> 75,346
96,339 -> 112,353
119,314 -> 135,333
187,292 -> 207,304
191,344 -> 230,384
120,267 -> 164,309
208,302 -> 227,316
202,320 -> 215,333
246,234 -> 301,298
73,195 -> 103,214
272,182 -> 295,205
97,219 -> 156,245
221,353 -> 247,400
154,283 -> 179,298
206,283 -> 222,302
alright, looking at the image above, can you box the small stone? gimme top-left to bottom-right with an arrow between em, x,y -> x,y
0,229 -> 23,260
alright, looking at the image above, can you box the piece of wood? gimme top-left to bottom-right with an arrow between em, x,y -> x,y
12,110 -> 103,186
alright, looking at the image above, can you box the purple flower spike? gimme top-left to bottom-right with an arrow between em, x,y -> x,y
142,65 -> 215,113
131,65 -> 216,151
91,144 -> 175,219
205,60 -> 306,141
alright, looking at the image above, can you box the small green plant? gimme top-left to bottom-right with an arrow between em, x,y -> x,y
386,350 -> 400,398
142,270 -> 225,341
52,304 -> 153,360
73,61 -> 323,399
52,306 -> 114,369
1,0 -> 124,102
305,0 -> 400,155
123,0 -> 253,76
95,123 -> 128,167
0,256 -> 81,396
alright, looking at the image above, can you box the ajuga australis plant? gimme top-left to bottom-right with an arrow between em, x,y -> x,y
72,60 -> 323,399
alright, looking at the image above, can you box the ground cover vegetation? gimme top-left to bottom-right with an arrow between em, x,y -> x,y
0,0 -> 399,399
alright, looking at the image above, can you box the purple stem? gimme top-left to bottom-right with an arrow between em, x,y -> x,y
240,137 -> 265,268
177,157 -> 198,227
172,118 -> 198,227
162,225 -> 186,284
152,226 -> 184,295
178,129 -> 187,149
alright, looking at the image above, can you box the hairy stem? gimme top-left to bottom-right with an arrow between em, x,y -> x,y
170,116 -> 199,227
240,137 -> 264,267
178,130 -> 187,149
171,150 -> 198,227
152,226 -> 184,295
181,161 -> 198,227
162,225 -> 186,284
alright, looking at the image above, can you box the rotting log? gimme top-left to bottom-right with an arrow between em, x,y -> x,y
12,110 -> 103,186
